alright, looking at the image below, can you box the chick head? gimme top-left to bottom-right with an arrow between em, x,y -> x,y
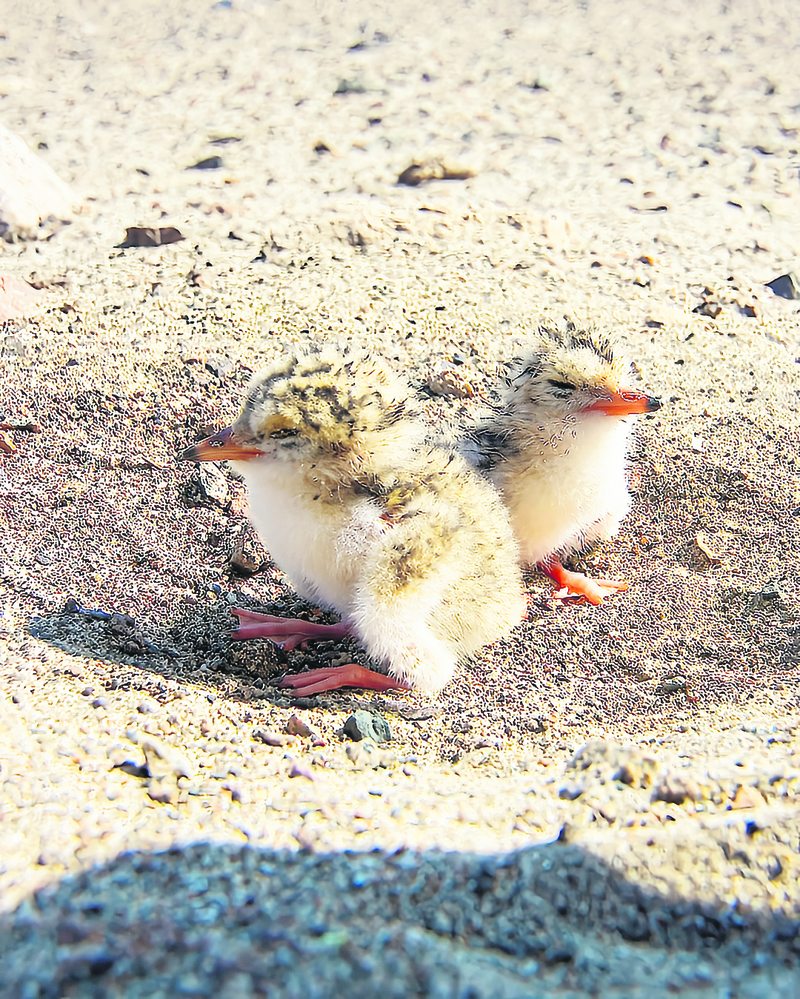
180,347 -> 422,473
502,324 -> 660,423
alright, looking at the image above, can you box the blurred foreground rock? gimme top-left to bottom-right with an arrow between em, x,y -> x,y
0,273 -> 44,320
0,125 -> 75,237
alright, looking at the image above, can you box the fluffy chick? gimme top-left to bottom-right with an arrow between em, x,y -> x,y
180,347 -> 525,694
465,324 -> 661,604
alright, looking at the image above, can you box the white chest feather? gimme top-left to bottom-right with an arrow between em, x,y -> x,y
495,418 -> 632,563
235,460 -> 384,616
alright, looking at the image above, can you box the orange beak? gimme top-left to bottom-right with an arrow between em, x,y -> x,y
178,426 -> 264,462
584,390 -> 661,418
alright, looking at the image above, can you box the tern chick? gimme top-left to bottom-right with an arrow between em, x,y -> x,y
180,348 -> 525,694
465,324 -> 661,604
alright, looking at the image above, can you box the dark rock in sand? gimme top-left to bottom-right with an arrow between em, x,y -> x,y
766,273 -> 800,300
187,156 -> 224,170
343,710 -> 392,743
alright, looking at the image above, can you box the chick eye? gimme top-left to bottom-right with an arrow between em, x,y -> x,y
269,428 -> 299,440
547,379 -> 575,392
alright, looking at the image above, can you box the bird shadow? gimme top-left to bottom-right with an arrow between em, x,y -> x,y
25,597 -> 405,713
0,837 -> 797,996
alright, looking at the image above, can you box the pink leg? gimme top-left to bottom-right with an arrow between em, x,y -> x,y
279,664 -> 410,696
231,607 -> 353,651
538,560 -> 628,606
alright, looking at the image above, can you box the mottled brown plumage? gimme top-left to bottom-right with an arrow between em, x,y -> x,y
181,347 -> 525,693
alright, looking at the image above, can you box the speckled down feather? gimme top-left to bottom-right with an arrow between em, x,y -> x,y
231,347 -> 525,691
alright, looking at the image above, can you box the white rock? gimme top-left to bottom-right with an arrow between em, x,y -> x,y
0,125 -> 74,235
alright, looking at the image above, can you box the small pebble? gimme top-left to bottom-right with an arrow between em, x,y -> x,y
187,155 -> 223,170
343,710 -> 392,743
184,465 -> 230,509
285,715 -> 313,738
766,272 -> 800,300
253,729 -> 289,747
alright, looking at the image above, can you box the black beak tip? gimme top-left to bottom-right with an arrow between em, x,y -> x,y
647,396 -> 662,413
177,445 -> 199,462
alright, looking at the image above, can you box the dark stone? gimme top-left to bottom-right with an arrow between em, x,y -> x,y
187,156 -> 224,170
544,944 -> 576,963
693,300 -> 722,318
108,612 -> 136,635
343,710 -> 391,743
334,79 -> 366,96
114,760 -> 149,779
118,226 -> 184,248
766,273 -> 800,300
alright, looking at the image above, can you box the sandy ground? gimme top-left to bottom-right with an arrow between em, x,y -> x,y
1,0 -> 799,995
